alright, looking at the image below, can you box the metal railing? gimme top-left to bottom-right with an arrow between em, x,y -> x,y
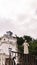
5,49 -> 37,65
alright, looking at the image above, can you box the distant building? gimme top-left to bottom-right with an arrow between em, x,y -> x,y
0,31 -> 18,65
0,31 -> 30,65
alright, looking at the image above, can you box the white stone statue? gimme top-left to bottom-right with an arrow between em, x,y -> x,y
23,40 -> 29,54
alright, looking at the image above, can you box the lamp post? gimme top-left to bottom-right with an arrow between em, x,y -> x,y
9,47 -> 12,65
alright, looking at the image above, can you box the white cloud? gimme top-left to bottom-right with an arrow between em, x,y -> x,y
0,0 -> 37,39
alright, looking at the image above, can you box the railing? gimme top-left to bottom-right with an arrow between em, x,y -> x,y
5,50 -> 37,65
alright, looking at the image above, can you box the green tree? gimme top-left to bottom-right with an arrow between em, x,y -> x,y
23,35 -> 32,42
16,36 -> 24,53
16,35 -> 37,55
29,39 -> 37,55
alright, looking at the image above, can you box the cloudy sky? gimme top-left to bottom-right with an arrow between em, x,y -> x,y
0,0 -> 37,39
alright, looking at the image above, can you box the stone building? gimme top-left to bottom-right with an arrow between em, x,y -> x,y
0,31 -> 29,65
0,31 -> 18,65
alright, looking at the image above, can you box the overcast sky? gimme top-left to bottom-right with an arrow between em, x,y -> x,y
0,0 -> 37,39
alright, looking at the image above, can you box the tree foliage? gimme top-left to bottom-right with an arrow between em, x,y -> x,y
16,36 -> 24,53
16,35 -> 37,55
16,36 -> 24,45
23,35 -> 32,42
29,40 -> 37,55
